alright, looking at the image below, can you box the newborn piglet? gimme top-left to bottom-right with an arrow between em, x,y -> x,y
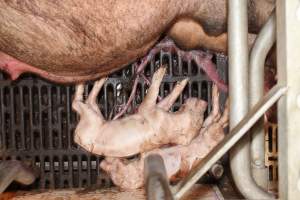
100,84 -> 228,189
72,67 -> 207,157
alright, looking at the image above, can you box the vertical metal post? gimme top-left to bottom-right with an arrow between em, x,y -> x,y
228,0 -> 250,195
277,0 -> 300,199
249,12 -> 276,189
228,0 -> 273,199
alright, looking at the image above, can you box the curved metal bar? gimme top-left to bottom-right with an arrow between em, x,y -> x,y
228,0 -> 274,199
249,11 -> 276,189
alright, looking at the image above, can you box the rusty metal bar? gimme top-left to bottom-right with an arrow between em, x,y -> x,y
173,85 -> 286,200
144,154 -> 174,200
249,11 -> 276,189
276,0 -> 300,199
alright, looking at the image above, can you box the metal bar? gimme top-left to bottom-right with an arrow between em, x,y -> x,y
249,11 -> 276,189
227,0 -> 272,199
276,0 -> 300,199
173,85 -> 286,200
144,154 -> 174,200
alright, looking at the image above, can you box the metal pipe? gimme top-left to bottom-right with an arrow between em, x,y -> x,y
173,85 -> 286,199
249,11 -> 276,189
228,0 -> 274,199
144,154 -> 174,200
228,0 -> 251,197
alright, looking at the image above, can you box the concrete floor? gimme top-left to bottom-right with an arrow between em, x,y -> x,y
0,184 -> 224,200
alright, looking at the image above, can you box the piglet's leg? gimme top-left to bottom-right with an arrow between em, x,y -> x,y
86,78 -> 107,116
202,84 -> 221,129
138,67 -> 166,112
72,77 -> 107,122
113,67 -> 166,119
218,99 -> 229,128
157,78 -> 189,111
72,84 -> 85,115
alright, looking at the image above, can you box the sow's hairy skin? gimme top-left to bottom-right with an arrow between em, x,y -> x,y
72,67 -> 207,157
0,0 -> 274,83
100,84 -> 229,189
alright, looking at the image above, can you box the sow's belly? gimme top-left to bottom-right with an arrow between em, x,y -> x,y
0,40 -> 155,84
0,1 -> 176,83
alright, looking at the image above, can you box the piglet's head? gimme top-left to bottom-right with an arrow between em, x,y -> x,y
179,98 -> 207,114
